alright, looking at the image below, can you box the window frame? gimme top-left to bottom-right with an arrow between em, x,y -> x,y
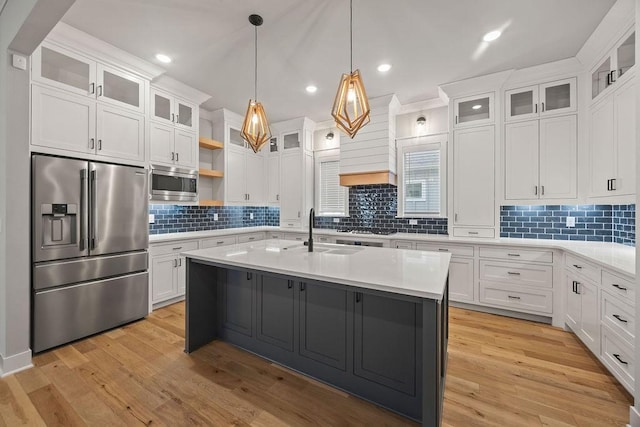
396,134 -> 447,218
314,149 -> 349,217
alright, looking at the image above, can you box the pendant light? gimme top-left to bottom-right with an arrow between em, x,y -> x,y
241,14 -> 272,153
331,0 -> 370,139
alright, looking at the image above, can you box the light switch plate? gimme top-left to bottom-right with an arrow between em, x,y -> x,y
250,213 -> 254,220
566,216 -> 576,228
333,218 -> 340,223
148,214 -> 155,224
409,219 -> 418,225
214,213 -> 219,221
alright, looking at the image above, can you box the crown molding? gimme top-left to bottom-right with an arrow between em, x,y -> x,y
151,75 -> 211,106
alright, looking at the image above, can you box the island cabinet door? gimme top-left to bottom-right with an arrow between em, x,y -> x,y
353,292 -> 418,396
256,274 -> 295,351
298,282 -> 348,371
219,269 -> 254,337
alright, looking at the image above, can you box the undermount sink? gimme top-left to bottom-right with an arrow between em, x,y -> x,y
280,244 -> 361,255
325,248 -> 361,255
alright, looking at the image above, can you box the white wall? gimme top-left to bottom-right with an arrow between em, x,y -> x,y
395,106 -> 448,139
0,0 -> 73,375
634,2 -> 640,424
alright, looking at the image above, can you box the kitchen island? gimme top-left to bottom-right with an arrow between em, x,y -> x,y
183,240 -> 451,426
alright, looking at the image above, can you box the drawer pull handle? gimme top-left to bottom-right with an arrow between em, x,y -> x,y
216,241 -> 224,245
507,253 -> 520,257
612,284 -> 628,291
468,231 -> 479,235
507,295 -> 521,300
249,237 -> 255,240
613,314 -> 628,324
613,354 -> 628,365
507,272 -> 521,276
573,264 -> 582,269
172,247 -> 183,250
438,248 -> 449,252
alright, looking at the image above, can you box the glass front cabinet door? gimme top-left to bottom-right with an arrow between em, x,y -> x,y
591,28 -> 635,101
32,43 -> 96,97
506,78 -> 576,122
453,93 -> 494,128
97,64 -> 145,113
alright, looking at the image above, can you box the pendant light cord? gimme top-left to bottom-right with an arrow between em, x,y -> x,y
350,0 -> 353,73
254,25 -> 258,101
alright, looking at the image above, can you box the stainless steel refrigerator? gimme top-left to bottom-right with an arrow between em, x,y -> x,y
32,154 -> 149,353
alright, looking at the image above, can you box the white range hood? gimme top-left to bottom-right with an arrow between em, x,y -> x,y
339,94 -> 401,186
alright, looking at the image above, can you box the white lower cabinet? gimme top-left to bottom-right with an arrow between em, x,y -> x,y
415,243 -> 475,302
601,325 -> 635,392
150,240 -> 198,307
565,271 -> 600,354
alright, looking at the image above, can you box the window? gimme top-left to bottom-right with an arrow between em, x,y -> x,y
315,151 -> 348,216
397,135 -> 446,217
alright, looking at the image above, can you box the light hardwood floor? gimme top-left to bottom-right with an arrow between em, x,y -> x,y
0,303 -> 632,426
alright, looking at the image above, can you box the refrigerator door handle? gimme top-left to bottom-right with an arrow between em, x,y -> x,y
90,168 -> 98,250
79,169 -> 88,251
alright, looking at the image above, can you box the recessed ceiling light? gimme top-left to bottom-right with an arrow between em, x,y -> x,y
472,104 -> 482,110
306,85 -> 318,93
377,63 -> 392,72
155,53 -> 172,63
483,30 -> 501,42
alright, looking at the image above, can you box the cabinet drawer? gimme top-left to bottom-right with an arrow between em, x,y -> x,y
266,232 -> 284,239
601,326 -> 635,393
281,220 -> 301,228
200,236 -> 236,249
452,227 -> 495,238
416,242 -> 474,257
150,240 -> 198,256
602,270 -> 635,302
479,282 -> 553,314
479,246 -> 553,263
284,233 -> 306,242
237,232 -> 264,244
602,290 -> 635,346
393,240 -> 415,250
479,260 -> 552,289
565,254 -> 600,284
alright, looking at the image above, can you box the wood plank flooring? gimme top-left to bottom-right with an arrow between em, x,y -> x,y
0,303 -> 632,426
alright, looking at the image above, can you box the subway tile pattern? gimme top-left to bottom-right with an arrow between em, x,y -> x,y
313,184 -> 448,234
612,204 -> 635,246
149,205 -> 280,234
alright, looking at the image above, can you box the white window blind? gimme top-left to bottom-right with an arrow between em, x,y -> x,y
403,149 -> 440,214
318,160 -> 347,215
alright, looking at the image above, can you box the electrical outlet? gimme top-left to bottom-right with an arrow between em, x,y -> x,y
213,213 -> 219,221
409,219 -> 418,225
333,218 -> 340,223
148,214 -> 155,224
566,216 -> 576,228
250,213 -> 254,220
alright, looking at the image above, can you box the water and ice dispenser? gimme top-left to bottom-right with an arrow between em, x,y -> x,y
40,203 -> 78,248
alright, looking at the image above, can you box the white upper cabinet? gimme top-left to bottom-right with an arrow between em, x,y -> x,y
223,124 -> 265,204
591,28 -> 635,102
95,103 -> 145,161
267,156 -> 280,204
589,76 -> 635,198
453,93 -> 494,128
505,78 -> 576,122
33,43 -> 145,114
150,88 -> 196,131
505,115 -> 577,201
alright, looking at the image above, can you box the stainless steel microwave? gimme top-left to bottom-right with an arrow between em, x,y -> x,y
150,165 -> 198,202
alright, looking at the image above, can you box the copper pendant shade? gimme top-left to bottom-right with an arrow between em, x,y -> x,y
241,14 -> 272,153
331,0 -> 370,139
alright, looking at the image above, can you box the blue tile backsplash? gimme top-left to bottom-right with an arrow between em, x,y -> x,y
313,184 -> 448,234
149,205 -> 279,234
500,204 -> 635,246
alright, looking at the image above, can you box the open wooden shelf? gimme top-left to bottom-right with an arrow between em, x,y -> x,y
199,168 -> 224,178
199,137 -> 224,150
199,199 -> 224,207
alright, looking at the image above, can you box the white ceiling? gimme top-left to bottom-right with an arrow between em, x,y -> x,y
61,0 -> 616,122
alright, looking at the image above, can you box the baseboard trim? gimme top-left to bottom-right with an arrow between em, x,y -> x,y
0,349 -> 33,377
450,301 -> 552,324
629,406 -> 640,427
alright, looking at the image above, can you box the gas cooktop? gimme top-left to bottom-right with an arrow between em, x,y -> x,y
335,228 -> 397,236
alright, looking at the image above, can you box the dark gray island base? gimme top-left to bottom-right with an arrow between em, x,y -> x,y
185,258 -> 448,426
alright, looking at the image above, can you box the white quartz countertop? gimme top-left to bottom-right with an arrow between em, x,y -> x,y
182,240 -> 452,300
152,226 -> 636,278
